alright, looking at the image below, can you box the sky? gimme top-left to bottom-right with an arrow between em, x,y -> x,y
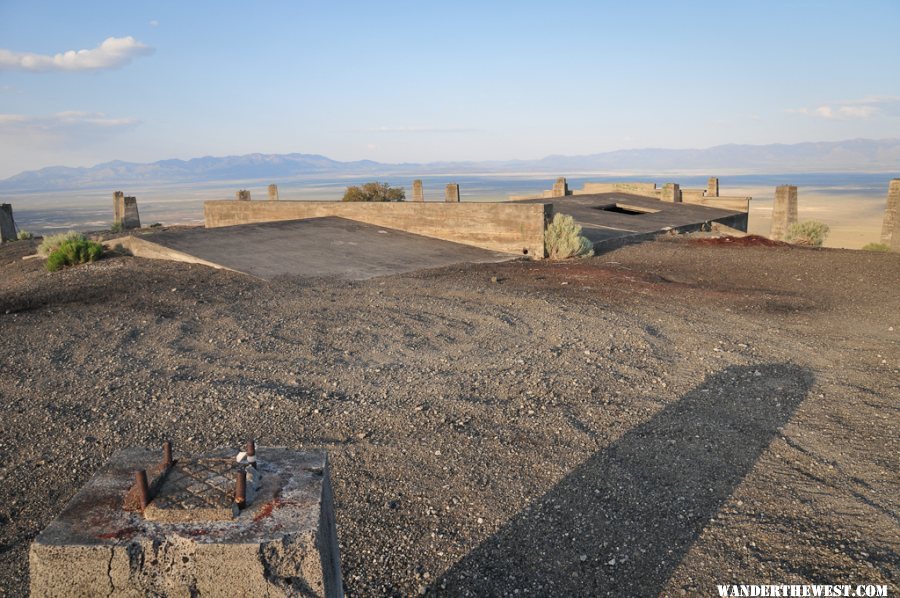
0,0 -> 899,178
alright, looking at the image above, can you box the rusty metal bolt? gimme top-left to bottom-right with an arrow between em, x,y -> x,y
246,440 -> 257,468
235,470 -> 247,507
162,441 -> 173,467
135,470 -> 150,509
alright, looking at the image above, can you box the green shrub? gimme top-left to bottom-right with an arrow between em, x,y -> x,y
861,242 -> 890,252
787,221 -> 830,247
17,230 -> 33,240
545,213 -> 594,259
110,221 -> 124,233
150,222 -> 162,228
342,182 -> 405,202
38,231 -> 85,257
45,238 -> 104,272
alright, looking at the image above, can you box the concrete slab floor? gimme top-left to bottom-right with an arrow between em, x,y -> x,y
128,217 -> 516,280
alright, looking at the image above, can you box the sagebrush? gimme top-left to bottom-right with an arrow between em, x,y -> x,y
787,221 -> 830,247
17,230 -> 33,240
342,182 -> 405,202
861,242 -> 890,252
38,231 -> 85,257
45,238 -> 104,272
545,213 -> 594,259
110,221 -> 124,233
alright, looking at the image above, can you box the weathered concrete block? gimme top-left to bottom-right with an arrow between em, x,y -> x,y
412,179 -> 424,202
770,185 -> 798,241
113,192 -> 141,230
661,183 -> 682,203
445,183 -> 460,203
551,177 -> 569,198
0,203 -> 16,242
880,179 -> 899,250
707,177 -> 719,197
268,184 -> 279,201
30,447 -> 343,597
236,190 -> 251,201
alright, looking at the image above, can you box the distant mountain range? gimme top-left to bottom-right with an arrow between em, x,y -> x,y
2,139 -> 898,192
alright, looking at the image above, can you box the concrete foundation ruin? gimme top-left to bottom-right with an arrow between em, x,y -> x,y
770,185 -> 798,241
268,184 -> 279,201
445,183 -> 460,203
0,203 -> 16,242
412,179 -> 424,202
551,177 -> 569,197
30,445 -> 342,597
881,179 -> 899,250
113,192 -> 141,230
236,189 -> 251,201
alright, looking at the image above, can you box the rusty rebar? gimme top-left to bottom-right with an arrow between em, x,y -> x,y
235,470 -> 247,507
162,441 -> 173,467
135,470 -> 150,509
246,439 -> 257,468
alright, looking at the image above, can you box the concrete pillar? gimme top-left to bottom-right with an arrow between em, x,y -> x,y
662,183 -> 682,203
113,191 -> 125,225
880,179 -> 900,250
122,197 -> 141,229
267,184 -> 279,201
0,204 -> 16,242
412,179 -> 424,202
551,177 -> 569,198
770,185 -> 798,241
236,190 -> 251,201
707,177 -> 719,197
445,183 -> 460,203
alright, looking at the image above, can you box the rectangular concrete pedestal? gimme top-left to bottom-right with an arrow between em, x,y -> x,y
30,447 -> 342,597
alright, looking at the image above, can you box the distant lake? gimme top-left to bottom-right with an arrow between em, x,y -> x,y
3,172 -> 893,249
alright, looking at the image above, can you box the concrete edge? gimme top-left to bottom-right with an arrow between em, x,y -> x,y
103,235 -> 246,275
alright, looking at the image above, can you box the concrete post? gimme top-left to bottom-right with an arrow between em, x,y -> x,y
552,177 -> 569,198
880,179 -> 899,250
662,183 -> 682,203
445,183 -> 460,203
412,179 -> 424,202
770,185 -> 798,241
707,177 -> 719,197
267,184 -> 279,201
236,190 -> 251,201
0,204 -> 16,242
122,197 -> 141,229
113,191 -> 125,226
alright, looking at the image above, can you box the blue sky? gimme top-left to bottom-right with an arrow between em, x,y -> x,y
0,0 -> 898,178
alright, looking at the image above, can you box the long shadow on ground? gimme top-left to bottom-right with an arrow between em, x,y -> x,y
437,363 -> 814,596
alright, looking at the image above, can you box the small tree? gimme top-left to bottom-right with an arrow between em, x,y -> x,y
342,182 -> 405,202
545,213 -> 594,259
787,221 -> 830,247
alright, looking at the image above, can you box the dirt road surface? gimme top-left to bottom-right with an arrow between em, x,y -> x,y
0,237 -> 897,596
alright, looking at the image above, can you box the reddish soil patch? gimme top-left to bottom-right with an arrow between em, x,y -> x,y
688,235 -> 790,247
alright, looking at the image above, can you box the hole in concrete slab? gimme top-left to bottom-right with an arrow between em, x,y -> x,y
595,203 -> 661,215
522,248 -> 529,255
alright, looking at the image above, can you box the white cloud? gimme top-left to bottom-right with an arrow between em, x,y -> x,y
790,96 -> 900,120
0,36 -> 153,72
149,20 -> 160,27
0,112 -> 139,153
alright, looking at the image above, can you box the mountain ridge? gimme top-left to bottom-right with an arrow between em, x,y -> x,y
2,139 -> 898,192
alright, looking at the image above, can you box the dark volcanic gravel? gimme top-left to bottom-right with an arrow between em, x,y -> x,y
0,236 -> 898,596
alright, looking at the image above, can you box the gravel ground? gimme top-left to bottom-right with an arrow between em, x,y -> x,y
0,236 -> 897,596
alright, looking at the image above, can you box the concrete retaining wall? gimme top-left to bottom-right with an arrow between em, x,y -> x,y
204,200 -> 552,257
681,194 -> 750,212
574,182 -> 660,198
0,204 -> 16,242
